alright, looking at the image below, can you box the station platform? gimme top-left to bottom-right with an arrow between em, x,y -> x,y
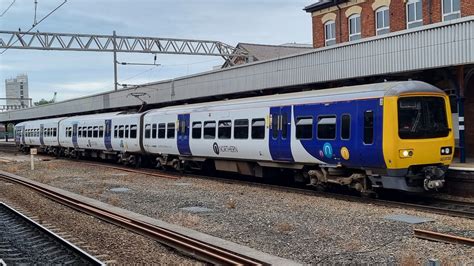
449,158 -> 474,172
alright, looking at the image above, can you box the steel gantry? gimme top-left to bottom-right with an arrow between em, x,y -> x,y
0,30 -> 247,90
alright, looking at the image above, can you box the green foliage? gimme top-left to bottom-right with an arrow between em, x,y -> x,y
34,98 -> 55,106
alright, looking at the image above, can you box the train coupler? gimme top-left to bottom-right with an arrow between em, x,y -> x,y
423,166 -> 446,191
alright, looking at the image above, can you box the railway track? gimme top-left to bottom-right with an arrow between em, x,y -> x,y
414,229 -> 474,246
1,145 -> 473,219
0,171 -> 266,265
82,160 -> 474,219
0,202 -> 103,265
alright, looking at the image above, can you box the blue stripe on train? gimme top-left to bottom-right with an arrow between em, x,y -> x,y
177,114 -> 192,156
269,106 -> 294,162
293,98 -> 385,169
72,124 -> 79,148
39,124 -> 45,146
104,119 -> 113,150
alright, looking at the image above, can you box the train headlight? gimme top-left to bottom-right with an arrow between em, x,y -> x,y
440,147 -> 452,155
399,149 -> 414,158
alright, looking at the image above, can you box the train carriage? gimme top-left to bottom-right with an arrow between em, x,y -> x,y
143,81 -> 454,193
14,80 -> 454,193
15,118 -> 64,153
58,112 -> 142,161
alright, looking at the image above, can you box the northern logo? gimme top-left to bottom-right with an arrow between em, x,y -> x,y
213,142 -> 220,155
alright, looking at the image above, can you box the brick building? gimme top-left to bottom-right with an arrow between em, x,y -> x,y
304,0 -> 474,48
304,0 -> 474,160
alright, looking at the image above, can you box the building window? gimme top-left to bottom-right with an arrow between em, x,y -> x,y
406,0 -> 423,29
443,0 -> 460,21
324,20 -> 336,46
348,14 -> 361,41
376,7 -> 390,35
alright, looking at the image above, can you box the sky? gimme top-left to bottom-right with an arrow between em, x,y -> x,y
0,0 -> 314,103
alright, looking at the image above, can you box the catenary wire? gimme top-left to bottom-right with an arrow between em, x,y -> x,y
0,0 -> 68,55
0,0 -> 16,17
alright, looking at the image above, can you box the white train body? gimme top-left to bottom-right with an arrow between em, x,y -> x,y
13,81 -> 454,193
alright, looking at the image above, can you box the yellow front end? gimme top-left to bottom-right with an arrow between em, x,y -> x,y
382,93 -> 455,189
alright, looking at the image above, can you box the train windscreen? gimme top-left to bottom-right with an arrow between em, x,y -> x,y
398,96 -> 450,139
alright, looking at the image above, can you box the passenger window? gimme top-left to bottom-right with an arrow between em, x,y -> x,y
53,128 -> 57,137
272,115 -> 279,139
93,126 -> 99,138
341,114 -> 351,140
88,126 -> 93,138
218,120 -> 232,139
167,122 -> 175,139
152,124 -> 157,139
204,121 -> 216,139
119,125 -> 124,138
114,126 -> 118,138
296,117 -> 313,139
281,114 -> 288,139
130,125 -> 137,139
125,125 -> 129,138
78,127 -> 82,138
252,119 -> 265,139
192,122 -> 202,139
82,128 -> 87,138
99,126 -> 104,138
364,111 -> 374,144
234,119 -> 249,139
317,115 -> 336,139
158,123 -> 166,139
145,124 -> 151,139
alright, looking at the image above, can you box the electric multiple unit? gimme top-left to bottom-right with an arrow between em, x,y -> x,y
15,81 -> 454,193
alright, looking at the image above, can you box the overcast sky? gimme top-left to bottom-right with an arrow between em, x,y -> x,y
0,0 -> 313,103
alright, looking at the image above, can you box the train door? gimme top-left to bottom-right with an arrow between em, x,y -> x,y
355,100 -> 384,168
72,124 -> 78,148
39,124 -> 45,145
269,106 -> 294,162
104,119 -> 112,150
15,125 -> 24,145
177,114 -> 192,156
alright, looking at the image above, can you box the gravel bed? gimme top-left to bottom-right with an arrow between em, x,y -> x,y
0,154 -> 473,264
0,180 -> 200,265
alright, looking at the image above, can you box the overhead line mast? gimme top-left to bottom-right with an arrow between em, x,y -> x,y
0,30 -> 248,90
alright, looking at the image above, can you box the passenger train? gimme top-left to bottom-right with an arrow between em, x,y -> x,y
15,81 -> 454,193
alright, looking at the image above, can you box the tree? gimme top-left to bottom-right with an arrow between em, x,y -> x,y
34,98 -> 55,106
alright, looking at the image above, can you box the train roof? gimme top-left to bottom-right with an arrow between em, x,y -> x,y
16,117 -> 67,127
60,111 -> 141,123
147,81 -> 444,114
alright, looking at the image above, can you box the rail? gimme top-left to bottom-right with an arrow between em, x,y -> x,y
0,170 -> 265,265
414,229 -> 474,246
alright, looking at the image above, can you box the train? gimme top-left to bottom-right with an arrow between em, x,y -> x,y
14,81 -> 455,194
